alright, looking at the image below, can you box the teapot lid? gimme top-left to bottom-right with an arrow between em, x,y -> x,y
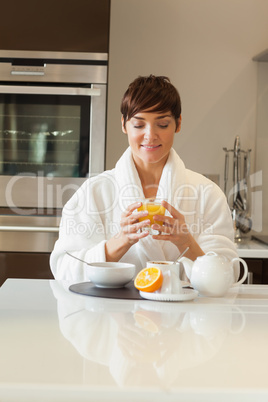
205,251 -> 218,257
197,251 -> 224,260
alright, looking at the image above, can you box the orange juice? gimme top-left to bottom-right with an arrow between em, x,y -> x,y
138,201 -> 166,226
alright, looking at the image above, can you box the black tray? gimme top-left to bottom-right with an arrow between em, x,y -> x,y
69,281 -> 144,300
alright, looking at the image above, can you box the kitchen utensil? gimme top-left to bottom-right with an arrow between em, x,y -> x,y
137,197 -> 166,234
180,251 -> 248,297
235,149 -> 252,234
84,262 -> 136,288
243,152 -> 248,211
174,246 -> 190,263
243,150 -> 251,212
223,149 -> 229,195
146,260 -> 183,295
65,250 -> 136,288
146,248 -> 190,298
236,210 -> 252,234
229,137 -> 252,236
85,262 -> 136,288
65,250 -> 94,265
233,136 -> 244,211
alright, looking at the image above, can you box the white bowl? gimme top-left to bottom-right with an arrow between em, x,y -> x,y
85,262 -> 136,288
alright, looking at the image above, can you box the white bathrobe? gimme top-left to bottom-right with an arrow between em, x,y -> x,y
50,147 -> 238,282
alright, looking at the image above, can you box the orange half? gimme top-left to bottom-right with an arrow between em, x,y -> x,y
134,267 -> 163,293
134,311 -> 160,333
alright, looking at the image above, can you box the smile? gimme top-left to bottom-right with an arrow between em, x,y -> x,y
141,144 -> 161,149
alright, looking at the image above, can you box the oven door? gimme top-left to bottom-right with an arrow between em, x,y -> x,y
0,83 -> 106,209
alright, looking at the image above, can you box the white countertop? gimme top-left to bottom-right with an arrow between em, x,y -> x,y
236,239 -> 268,258
1,279 -> 268,401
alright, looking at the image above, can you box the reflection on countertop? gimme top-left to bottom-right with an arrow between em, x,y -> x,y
50,281 -> 244,388
1,279 -> 268,401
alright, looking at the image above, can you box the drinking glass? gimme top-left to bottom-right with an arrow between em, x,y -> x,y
137,198 -> 166,234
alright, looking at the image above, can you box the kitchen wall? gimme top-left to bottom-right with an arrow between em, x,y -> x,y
255,62 -> 268,234
106,0 -> 268,196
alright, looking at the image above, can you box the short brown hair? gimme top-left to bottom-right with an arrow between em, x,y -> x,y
120,75 -> 181,128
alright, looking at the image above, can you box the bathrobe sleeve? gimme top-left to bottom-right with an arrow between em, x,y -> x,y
196,184 -> 236,255
50,172 -> 118,281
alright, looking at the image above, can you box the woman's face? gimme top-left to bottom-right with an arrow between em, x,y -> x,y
122,111 -> 181,170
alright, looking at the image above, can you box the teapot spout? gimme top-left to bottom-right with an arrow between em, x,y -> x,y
180,257 -> 194,281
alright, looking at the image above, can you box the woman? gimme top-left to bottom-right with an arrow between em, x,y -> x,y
50,75 -> 238,282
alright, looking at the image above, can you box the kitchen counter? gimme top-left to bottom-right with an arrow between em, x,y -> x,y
1,279 -> 268,401
236,238 -> 268,258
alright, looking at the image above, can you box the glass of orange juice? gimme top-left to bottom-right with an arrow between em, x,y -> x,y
137,198 -> 166,233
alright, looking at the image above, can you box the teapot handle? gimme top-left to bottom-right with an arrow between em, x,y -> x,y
229,306 -> 246,334
231,258 -> 248,286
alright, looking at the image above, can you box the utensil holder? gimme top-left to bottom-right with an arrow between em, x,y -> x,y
223,136 -> 252,241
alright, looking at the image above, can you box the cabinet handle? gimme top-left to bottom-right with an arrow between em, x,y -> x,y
0,85 -> 101,96
11,71 -> 45,76
0,226 -> 59,233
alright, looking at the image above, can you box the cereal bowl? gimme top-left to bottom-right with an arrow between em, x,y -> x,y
85,262 -> 136,288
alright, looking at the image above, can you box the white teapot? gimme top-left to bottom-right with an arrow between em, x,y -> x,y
180,252 -> 248,297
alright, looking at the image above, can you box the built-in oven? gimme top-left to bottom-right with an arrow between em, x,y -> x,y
0,50 -> 108,284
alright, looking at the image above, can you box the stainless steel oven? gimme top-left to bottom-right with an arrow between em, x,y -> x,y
0,50 -> 108,262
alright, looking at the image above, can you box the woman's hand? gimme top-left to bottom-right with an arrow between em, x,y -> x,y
105,201 -> 150,262
151,200 -> 204,261
119,201 -> 151,243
